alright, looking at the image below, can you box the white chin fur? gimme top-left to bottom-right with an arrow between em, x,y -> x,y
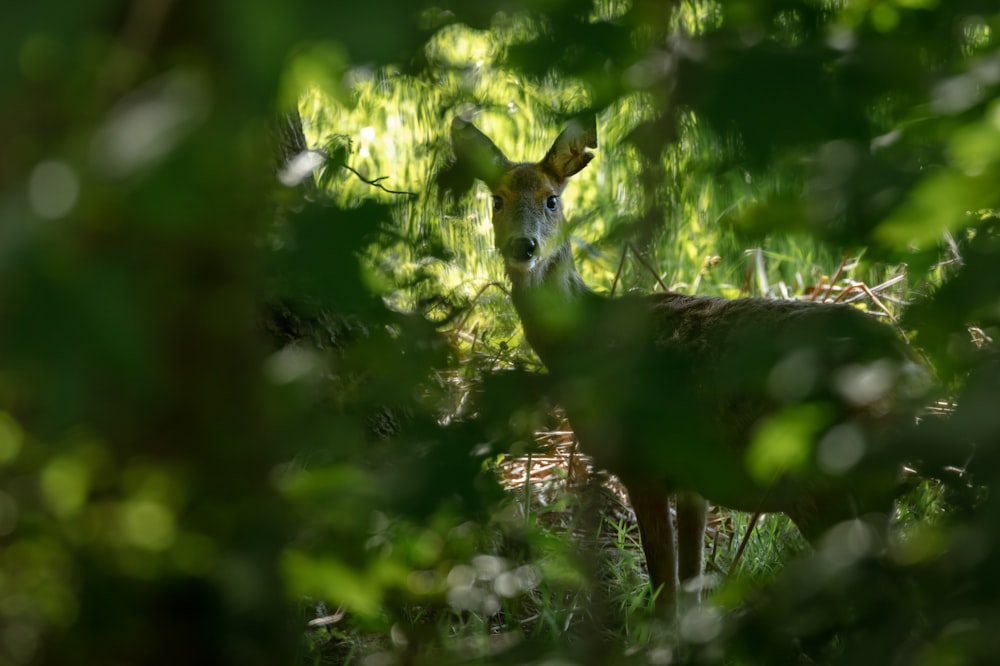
505,258 -> 537,274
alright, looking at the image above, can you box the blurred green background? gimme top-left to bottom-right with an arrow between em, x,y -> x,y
2,1 -> 1000,664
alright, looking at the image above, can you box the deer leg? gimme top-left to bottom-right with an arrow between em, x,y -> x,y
675,490 -> 708,606
628,488 -> 678,617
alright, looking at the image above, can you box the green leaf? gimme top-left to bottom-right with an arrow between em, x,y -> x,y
745,404 -> 832,485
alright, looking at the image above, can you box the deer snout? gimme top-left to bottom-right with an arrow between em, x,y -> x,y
503,237 -> 538,264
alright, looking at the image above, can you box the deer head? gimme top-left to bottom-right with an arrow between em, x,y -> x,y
451,117 -> 598,290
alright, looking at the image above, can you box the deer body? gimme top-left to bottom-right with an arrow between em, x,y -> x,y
452,117 -> 913,617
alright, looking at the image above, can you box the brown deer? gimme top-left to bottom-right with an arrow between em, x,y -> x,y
451,116 -> 917,618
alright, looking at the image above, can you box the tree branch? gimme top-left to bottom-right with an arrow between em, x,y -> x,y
342,163 -> 416,198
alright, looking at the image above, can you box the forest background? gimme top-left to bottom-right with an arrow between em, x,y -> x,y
2,0 -> 1000,664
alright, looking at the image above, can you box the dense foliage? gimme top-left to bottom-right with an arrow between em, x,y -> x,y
2,1 -> 999,664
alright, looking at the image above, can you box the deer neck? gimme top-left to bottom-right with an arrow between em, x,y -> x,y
506,242 -> 596,366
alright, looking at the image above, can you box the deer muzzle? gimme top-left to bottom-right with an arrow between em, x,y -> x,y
503,237 -> 538,265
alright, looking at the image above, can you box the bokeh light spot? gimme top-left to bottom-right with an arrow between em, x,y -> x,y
28,160 -> 79,220
120,500 -> 176,551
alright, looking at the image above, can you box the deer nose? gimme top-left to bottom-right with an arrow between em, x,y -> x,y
504,237 -> 538,263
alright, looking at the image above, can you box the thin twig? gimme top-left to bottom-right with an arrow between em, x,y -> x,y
833,283 -> 896,320
839,273 -> 908,306
868,273 -> 907,295
467,323 -> 482,357
523,452 -> 533,525
450,281 -> 511,335
609,245 -> 630,297
729,512 -> 761,576
807,275 -> 828,302
819,250 -> 853,303
342,163 -> 416,198
625,242 -> 670,292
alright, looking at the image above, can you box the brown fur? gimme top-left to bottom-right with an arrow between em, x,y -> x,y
452,117 -> 915,618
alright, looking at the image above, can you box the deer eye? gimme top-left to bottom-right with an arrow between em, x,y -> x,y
492,195 -> 503,212
545,195 -> 559,211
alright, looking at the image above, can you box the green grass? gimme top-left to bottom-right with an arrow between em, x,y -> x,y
296,487 -> 811,664
297,462 -> 955,665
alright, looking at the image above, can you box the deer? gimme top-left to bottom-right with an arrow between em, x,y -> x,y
450,115 -> 919,620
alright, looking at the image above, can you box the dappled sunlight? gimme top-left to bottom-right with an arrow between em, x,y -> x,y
3,0 -> 1000,663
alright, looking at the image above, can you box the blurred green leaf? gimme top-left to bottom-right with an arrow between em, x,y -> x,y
746,406 -> 832,484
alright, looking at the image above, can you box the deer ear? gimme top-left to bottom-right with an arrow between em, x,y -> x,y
542,116 -> 598,182
451,117 -> 511,189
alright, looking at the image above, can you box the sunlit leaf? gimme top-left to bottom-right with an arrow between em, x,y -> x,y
745,404 -> 831,484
